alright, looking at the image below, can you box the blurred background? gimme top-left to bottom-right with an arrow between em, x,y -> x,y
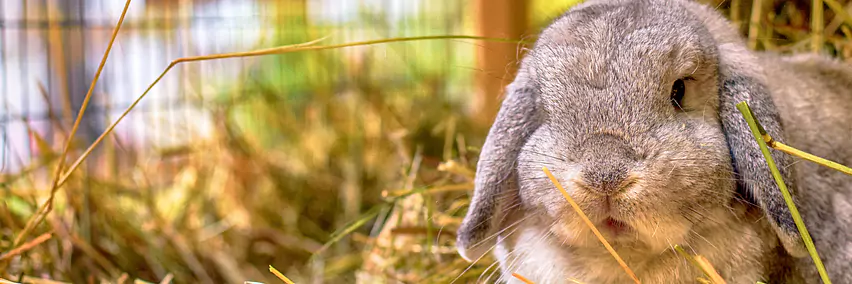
1,0 -> 850,283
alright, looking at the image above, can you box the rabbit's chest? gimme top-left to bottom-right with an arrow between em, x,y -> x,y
492,220 -> 770,284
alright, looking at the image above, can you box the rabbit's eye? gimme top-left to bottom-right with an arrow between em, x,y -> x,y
670,79 -> 686,110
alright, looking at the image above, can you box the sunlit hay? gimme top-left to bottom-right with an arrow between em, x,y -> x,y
0,232 -> 53,262
693,256 -> 725,284
117,273 -> 129,284
512,272 -> 536,284
3,33 -> 518,283
269,265 -> 295,284
54,35 -> 526,196
674,245 -> 726,284
542,167 -> 641,284
158,273 -> 174,284
436,160 -> 476,179
6,0 -> 133,267
354,152 -> 488,283
381,183 -> 473,198
0,277 -> 70,284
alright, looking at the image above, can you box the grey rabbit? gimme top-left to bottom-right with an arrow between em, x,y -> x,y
456,0 -> 852,283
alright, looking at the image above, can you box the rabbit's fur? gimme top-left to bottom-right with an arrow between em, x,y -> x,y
456,0 -> 852,283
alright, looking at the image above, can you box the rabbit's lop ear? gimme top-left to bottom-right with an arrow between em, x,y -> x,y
716,44 -> 808,257
456,61 -> 541,262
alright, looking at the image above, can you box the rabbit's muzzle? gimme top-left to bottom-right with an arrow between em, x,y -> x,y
578,133 -> 640,196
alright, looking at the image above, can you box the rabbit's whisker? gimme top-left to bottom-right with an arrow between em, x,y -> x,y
524,150 -> 568,162
468,213 -> 530,251
455,214 -> 529,284
479,257 -> 503,283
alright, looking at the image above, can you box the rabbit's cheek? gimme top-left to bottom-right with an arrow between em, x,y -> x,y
615,184 -> 694,249
630,214 -> 693,252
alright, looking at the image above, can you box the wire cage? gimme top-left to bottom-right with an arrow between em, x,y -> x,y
0,0 -> 481,175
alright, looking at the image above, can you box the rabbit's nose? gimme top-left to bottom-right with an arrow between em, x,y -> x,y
581,162 -> 634,195
580,134 -> 638,196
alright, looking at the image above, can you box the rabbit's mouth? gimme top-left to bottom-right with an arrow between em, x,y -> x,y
600,217 -> 633,237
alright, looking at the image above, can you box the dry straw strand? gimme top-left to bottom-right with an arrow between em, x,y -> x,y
0,232 -> 53,262
542,167 -> 640,284
747,0 -> 763,50
269,265 -> 295,284
823,0 -> 852,28
674,245 -> 725,284
158,274 -> 174,284
8,0 -> 132,259
117,274 -> 129,284
693,256 -> 725,284
512,273 -> 535,284
813,0 -> 825,53
767,140 -> 852,176
53,35 -> 531,194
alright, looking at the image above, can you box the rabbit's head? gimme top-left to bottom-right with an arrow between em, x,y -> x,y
458,0 -> 807,262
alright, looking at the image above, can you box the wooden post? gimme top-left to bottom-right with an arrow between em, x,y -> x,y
472,0 -> 529,128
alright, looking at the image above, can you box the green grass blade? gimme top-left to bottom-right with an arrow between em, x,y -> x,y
314,203 -> 391,256
771,142 -> 852,176
736,101 -> 831,284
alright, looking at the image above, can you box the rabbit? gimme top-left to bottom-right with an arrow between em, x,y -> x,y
456,0 -> 852,283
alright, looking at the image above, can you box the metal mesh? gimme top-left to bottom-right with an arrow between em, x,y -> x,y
0,0 -> 473,175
